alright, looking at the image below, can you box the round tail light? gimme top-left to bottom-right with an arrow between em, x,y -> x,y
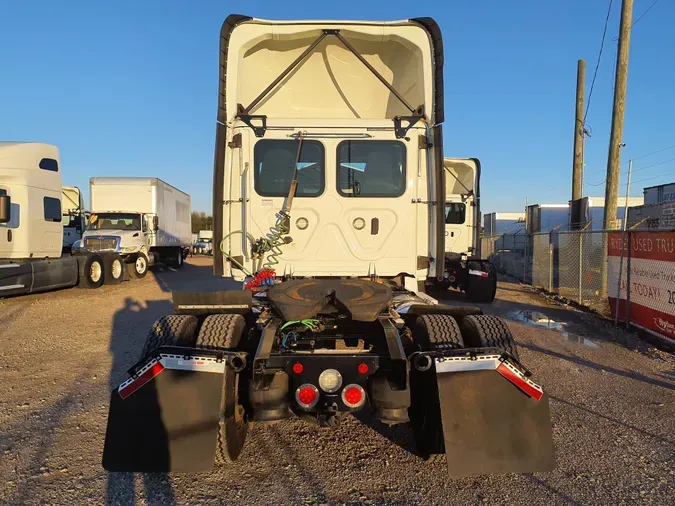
357,363 -> 369,375
292,362 -> 304,374
341,384 -> 366,409
295,384 -> 319,410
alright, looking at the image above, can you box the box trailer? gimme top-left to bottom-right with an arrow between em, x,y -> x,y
81,177 -> 192,277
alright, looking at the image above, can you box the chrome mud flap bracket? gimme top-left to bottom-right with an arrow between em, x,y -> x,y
415,349 -> 556,477
102,346 -> 247,472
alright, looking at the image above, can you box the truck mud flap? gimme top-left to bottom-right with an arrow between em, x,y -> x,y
102,348 -> 242,472
434,354 -> 555,476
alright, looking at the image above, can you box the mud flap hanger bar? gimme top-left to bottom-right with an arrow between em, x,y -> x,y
236,29 -> 425,138
125,346 -> 248,379
410,348 -> 543,401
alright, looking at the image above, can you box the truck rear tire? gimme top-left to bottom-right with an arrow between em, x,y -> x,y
127,252 -> 149,279
409,315 -> 465,460
103,254 -> 124,285
78,254 -> 105,289
139,315 -> 198,360
195,314 -> 247,464
460,315 -> 519,360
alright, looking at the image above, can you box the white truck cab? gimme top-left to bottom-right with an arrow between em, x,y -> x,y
211,16 -> 495,301
0,142 -> 115,295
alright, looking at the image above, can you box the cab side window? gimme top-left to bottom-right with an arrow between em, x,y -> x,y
44,197 -> 62,222
39,158 -> 59,172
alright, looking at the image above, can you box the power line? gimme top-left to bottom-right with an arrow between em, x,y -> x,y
584,156 -> 675,187
584,0 -> 614,125
625,169 -> 675,187
584,142 -> 675,179
613,0 -> 661,40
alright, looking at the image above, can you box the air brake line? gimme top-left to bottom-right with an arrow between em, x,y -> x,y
220,133 -> 305,278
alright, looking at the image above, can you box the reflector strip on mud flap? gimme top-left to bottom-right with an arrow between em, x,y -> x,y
103,352 -> 229,472
433,354 -> 555,476
434,354 -> 543,401
468,269 -> 489,277
118,353 -> 226,399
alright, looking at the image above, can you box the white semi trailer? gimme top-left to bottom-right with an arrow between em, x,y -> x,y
0,142 -> 122,296
80,177 -> 192,277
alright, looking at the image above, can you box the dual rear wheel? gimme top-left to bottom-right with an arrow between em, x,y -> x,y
139,313 -> 248,464
409,313 -> 518,461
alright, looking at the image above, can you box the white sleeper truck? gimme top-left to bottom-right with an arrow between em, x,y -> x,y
435,157 -> 496,299
0,142 -> 129,295
103,15 -> 554,477
80,177 -> 192,277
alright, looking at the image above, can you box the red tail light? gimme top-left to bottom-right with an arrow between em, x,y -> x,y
357,363 -> 369,375
292,362 -> 304,374
341,384 -> 366,409
295,384 -> 319,409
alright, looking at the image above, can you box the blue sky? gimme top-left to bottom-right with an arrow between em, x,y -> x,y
1,0 -> 673,214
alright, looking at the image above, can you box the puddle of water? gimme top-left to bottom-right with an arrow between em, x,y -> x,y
506,309 -> 599,348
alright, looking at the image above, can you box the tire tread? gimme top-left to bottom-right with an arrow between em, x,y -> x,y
140,315 -> 198,359
460,315 -> 519,359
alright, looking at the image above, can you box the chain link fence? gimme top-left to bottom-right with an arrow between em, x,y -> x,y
482,230 -> 611,315
482,229 -> 675,345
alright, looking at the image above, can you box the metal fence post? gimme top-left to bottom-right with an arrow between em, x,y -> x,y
548,236 -> 553,293
625,230 -> 632,329
578,232 -> 583,305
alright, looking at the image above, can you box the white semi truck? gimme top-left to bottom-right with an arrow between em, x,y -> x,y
0,142 -> 125,295
80,177 -> 192,277
104,15 -> 554,478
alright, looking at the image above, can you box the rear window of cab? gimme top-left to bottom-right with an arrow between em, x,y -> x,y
253,140 -> 325,197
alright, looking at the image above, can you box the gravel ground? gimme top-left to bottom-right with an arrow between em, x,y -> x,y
0,256 -> 673,506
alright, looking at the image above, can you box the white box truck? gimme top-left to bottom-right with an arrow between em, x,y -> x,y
80,177 -> 191,277
1,142 -> 127,296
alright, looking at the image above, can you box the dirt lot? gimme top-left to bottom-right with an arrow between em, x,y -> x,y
0,256 -> 673,506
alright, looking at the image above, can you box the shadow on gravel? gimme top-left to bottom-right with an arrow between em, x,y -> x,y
520,343 -> 675,392
352,410 -> 418,457
105,297 -> 177,506
549,395 -> 674,445
3,369 -> 96,505
524,475 -> 585,506
150,261 -> 239,294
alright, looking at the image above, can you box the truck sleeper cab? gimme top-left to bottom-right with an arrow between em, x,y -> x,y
0,142 -> 114,296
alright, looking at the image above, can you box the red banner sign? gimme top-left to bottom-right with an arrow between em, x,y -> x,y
608,231 -> 675,343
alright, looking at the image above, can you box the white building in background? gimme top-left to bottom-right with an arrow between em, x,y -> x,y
526,196 -> 644,233
628,182 -> 675,230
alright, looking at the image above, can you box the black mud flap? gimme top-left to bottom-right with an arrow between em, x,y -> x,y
102,349 -> 231,472
435,357 -> 555,477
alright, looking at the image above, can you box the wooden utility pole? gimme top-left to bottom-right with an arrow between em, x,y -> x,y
572,59 -> 585,202
603,0 -> 634,230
